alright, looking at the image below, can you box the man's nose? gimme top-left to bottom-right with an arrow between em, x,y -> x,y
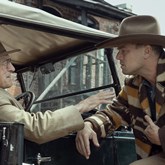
8,62 -> 15,72
116,51 -> 122,60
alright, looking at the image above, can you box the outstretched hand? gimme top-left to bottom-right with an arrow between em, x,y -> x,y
144,115 -> 161,145
75,90 -> 115,114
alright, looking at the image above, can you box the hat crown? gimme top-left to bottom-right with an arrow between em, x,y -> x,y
96,15 -> 165,48
119,15 -> 161,36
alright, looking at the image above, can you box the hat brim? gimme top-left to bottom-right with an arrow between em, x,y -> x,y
96,34 -> 165,48
0,49 -> 20,56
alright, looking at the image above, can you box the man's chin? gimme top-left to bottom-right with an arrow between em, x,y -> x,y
5,84 -> 13,89
122,70 -> 131,75
122,70 -> 127,74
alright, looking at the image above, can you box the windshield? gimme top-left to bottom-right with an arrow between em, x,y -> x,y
21,49 -> 114,112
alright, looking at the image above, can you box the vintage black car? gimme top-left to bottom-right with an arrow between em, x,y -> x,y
0,1 -> 136,165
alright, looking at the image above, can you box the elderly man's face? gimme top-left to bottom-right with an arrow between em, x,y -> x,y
0,55 -> 15,88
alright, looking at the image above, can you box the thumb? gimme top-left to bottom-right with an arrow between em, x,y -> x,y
144,115 -> 155,127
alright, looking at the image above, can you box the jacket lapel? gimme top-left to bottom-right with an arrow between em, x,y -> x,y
133,52 -> 165,119
155,52 -> 165,118
139,83 -> 151,116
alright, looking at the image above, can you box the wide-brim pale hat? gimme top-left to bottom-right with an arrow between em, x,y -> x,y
0,42 -> 20,56
96,15 -> 165,48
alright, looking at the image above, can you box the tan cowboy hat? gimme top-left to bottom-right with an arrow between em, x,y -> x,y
0,42 -> 20,56
96,15 -> 165,48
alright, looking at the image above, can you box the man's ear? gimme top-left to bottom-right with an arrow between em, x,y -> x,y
144,45 -> 152,59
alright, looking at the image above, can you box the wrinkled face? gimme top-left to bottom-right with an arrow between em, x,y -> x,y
0,55 -> 15,88
116,43 -> 146,75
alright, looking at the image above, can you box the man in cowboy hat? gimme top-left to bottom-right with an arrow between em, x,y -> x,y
0,42 -> 113,144
75,15 -> 165,165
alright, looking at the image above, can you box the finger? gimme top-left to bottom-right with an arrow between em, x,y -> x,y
76,138 -> 89,159
98,91 -> 115,99
76,142 -> 83,156
101,95 -> 115,100
76,134 -> 85,152
75,136 -> 84,155
98,100 -> 113,104
76,133 -> 91,159
83,135 -> 91,159
91,132 -> 100,147
89,91 -> 115,103
145,115 -> 155,127
97,93 -> 115,104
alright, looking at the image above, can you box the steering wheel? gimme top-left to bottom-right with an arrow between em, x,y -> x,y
15,91 -> 35,112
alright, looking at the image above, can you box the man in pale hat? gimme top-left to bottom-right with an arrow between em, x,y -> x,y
75,15 -> 165,165
0,42 -> 113,144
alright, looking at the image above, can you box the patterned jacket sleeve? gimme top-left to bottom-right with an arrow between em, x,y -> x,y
84,86 -> 132,138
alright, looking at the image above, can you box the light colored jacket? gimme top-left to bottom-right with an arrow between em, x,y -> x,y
85,52 -> 165,159
0,88 -> 84,144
